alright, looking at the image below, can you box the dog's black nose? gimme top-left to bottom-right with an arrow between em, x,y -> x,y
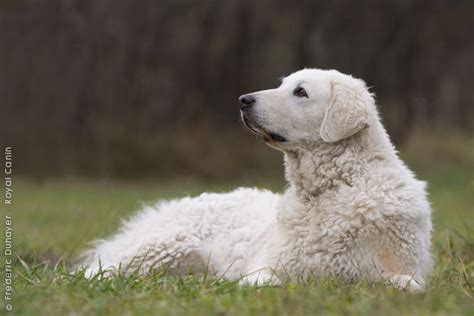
239,94 -> 255,108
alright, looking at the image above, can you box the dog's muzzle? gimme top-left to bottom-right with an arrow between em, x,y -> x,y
240,110 -> 287,143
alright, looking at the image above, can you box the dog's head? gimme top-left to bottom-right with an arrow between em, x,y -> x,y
239,69 -> 374,150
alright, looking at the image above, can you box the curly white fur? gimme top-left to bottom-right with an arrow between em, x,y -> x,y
77,69 -> 432,291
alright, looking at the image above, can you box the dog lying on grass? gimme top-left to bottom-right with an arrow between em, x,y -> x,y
77,69 -> 433,291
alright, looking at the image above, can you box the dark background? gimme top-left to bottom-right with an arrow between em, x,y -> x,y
1,0 -> 473,180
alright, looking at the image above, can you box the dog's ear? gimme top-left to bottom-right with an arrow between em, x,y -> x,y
320,79 -> 371,143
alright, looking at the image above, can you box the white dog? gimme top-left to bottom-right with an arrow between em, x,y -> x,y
78,69 -> 432,291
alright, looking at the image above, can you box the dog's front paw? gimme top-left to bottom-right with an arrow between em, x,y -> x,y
389,274 -> 424,292
240,273 -> 279,286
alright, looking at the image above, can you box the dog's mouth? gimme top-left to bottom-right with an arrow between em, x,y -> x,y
240,112 -> 287,143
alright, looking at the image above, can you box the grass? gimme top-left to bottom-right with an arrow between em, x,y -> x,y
5,131 -> 474,315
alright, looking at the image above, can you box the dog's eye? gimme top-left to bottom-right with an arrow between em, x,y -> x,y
293,87 -> 308,98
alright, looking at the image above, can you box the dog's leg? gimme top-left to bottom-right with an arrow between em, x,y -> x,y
76,232 -> 204,278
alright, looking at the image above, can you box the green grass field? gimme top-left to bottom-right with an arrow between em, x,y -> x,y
6,132 -> 474,315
